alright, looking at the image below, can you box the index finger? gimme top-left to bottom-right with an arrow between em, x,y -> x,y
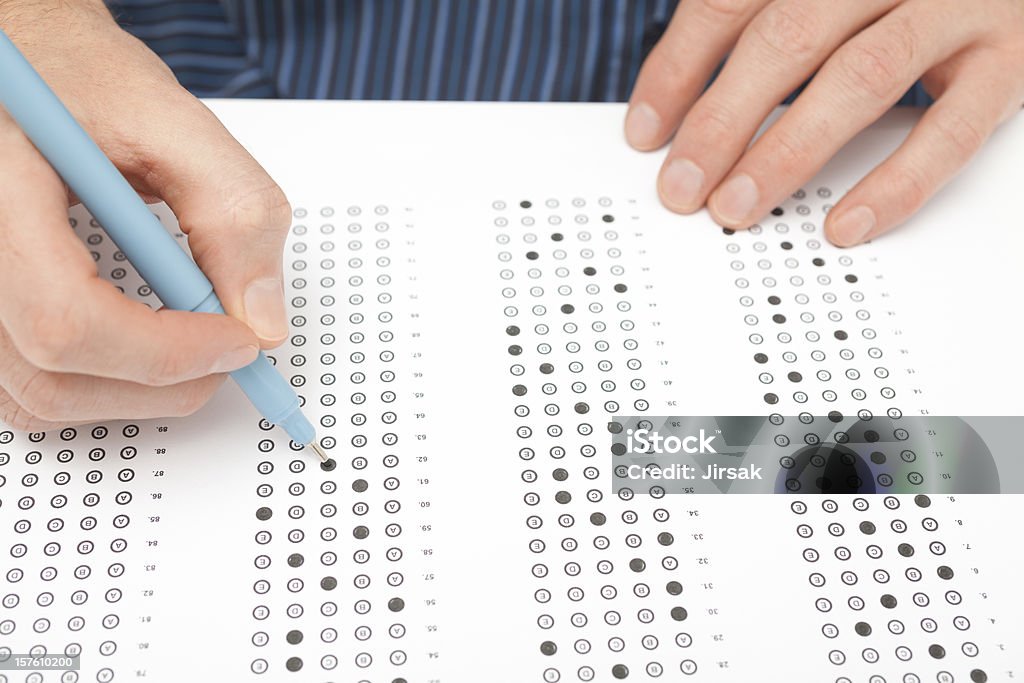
626,0 -> 771,150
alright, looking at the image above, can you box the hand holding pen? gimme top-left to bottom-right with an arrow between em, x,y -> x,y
0,4 -> 325,459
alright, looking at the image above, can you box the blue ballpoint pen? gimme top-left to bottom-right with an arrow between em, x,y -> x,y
0,29 -> 329,464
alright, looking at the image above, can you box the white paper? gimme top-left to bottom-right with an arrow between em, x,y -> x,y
0,102 -> 1021,683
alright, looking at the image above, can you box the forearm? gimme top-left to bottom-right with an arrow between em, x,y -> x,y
0,0 -> 111,31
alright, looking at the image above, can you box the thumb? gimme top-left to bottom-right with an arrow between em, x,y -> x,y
129,96 -> 291,347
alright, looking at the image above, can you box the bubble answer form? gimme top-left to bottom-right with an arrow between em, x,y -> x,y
0,101 -> 1022,682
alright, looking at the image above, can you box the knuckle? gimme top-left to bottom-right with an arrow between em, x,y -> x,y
170,378 -> 221,417
15,303 -> 84,371
223,182 -> 292,244
143,354 -> 193,387
142,333 -> 200,386
641,39 -> 706,95
835,45 -> 899,100
835,22 -> 916,101
698,0 -> 753,22
645,41 -> 688,79
751,3 -> 822,62
766,126 -> 815,173
0,390 -> 40,432
686,102 -> 739,147
111,137 -> 162,193
889,165 -> 932,216
0,404 -> 45,432
12,370 -> 66,423
880,16 -> 919,68
931,108 -> 986,159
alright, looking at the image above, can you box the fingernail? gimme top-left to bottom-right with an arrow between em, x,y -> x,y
243,277 -> 289,342
830,205 -> 876,247
625,102 -> 662,148
660,158 -> 705,212
711,174 -> 759,225
210,344 -> 259,375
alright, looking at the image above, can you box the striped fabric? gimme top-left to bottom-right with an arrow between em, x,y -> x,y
106,0 -> 932,105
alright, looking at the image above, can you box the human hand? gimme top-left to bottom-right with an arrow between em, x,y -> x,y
0,0 -> 291,431
626,0 -> 1024,245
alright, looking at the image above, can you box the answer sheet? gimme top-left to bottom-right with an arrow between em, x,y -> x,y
1,102 -> 1023,683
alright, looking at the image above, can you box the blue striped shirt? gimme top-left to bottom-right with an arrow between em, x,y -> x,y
107,0 -> 932,104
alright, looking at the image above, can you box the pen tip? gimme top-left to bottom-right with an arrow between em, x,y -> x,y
309,439 -> 329,463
